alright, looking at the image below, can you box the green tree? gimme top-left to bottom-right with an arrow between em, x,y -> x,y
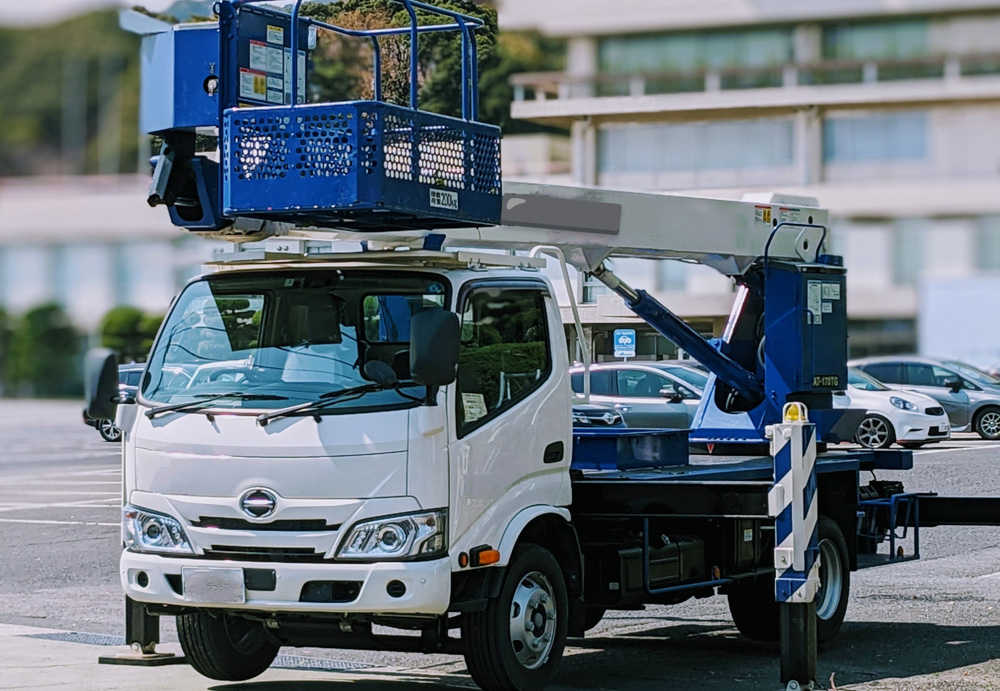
0,11 -> 141,176
8,304 -> 82,397
302,0 -> 498,118
302,0 -> 562,131
101,306 -> 163,363
0,308 -> 13,397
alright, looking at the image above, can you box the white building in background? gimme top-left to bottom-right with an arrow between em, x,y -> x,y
0,175 -> 218,331
500,0 -> 1000,362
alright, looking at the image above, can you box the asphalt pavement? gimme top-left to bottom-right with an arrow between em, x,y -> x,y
3,399 -> 1000,690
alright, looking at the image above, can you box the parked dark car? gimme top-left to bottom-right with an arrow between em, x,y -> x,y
83,363 -> 144,441
572,402 -> 625,427
569,363 -> 702,429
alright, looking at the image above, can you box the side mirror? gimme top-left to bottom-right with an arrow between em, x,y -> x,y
944,378 -> 963,393
84,348 -> 120,420
660,387 -> 684,403
410,310 -> 460,387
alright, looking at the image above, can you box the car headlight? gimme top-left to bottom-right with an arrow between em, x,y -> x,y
337,509 -> 447,561
123,505 -> 193,555
889,396 -> 918,412
573,412 -> 591,425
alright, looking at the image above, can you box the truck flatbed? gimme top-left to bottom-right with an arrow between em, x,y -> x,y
570,446 -> 911,519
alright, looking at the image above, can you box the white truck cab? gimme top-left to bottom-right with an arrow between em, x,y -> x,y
113,252 -> 577,688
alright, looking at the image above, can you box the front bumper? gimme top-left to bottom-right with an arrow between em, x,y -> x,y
121,551 -> 452,615
894,412 -> 950,442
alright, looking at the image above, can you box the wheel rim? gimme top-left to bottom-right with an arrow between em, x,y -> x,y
509,570 -> 557,670
857,417 -> 889,448
981,412 -> 1000,437
100,420 -> 120,440
815,537 -> 843,621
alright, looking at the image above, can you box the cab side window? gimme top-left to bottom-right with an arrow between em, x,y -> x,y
456,288 -> 551,436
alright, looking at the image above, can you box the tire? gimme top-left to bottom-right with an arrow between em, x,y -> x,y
462,544 -> 568,691
97,420 -> 122,442
815,517 -> 851,644
728,518 -> 850,645
974,407 -> 1000,440
583,607 -> 606,632
855,414 -> 895,450
177,610 -> 278,682
727,575 -> 779,642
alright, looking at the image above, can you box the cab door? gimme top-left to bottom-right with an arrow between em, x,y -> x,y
448,282 -> 571,548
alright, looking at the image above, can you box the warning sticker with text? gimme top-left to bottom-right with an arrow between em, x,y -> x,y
239,68 -> 268,101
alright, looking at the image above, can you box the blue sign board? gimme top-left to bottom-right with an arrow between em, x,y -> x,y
613,328 -> 636,358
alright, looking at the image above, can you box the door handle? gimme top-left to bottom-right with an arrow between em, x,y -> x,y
616,405 -> 631,411
543,441 -> 564,464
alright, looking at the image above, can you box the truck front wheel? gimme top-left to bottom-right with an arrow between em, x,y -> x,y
462,544 -> 568,691
177,610 -> 278,681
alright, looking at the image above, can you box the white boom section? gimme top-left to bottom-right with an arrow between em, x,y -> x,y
227,182 -> 828,276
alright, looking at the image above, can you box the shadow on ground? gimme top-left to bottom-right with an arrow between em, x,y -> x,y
210,618 -> 1000,690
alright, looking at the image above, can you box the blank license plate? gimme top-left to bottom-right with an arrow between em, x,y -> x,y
182,567 -> 246,604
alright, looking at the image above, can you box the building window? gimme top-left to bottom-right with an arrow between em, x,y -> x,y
599,28 -> 792,74
823,20 -> 928,61
977,216 -> 1000,271
823,113 -> 927,163
656,260 -> 688,291
599,119 -> 794,174
848,319 -> 916,359
581,260 -> 613,304
892,219 -> 925,286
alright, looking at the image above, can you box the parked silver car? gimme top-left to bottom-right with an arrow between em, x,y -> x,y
850,356 -> 1000,439
569,362 -> 702,429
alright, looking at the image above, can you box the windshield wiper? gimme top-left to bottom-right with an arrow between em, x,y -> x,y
256,360 -> 422,426
145,392 -> 288,419
256,382 -> 384,426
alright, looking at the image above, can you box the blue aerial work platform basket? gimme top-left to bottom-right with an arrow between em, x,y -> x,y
142,0 -> 502,232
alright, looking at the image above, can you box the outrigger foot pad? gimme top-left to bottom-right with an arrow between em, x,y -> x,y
98,642 -> 187,666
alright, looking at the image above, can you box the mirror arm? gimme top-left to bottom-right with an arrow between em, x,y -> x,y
424,385 -> 439,406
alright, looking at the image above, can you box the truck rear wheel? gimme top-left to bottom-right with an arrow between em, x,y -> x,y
177,610 -> 278,681
462,544 -> 568,691
727,518 -> 850,645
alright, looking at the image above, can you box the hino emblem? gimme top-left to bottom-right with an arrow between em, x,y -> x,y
240,488 -> 277,519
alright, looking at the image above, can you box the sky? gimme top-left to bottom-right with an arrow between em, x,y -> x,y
0,0 -> 176,26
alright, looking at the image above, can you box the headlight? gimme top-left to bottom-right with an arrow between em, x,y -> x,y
572,412 -> 591,425
337,509 -> 447,561
889,396 -> 918,412
123,505 -> 193,555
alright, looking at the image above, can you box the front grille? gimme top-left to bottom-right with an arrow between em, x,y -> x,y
191,517 -> 339,532
925,406 -> 945,417
203,546 -> 329,563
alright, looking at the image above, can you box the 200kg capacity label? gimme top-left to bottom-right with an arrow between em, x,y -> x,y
429,188 -> 459,211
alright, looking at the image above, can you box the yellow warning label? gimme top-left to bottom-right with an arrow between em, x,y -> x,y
239,68 -> 268,101
755,206 -> 772,224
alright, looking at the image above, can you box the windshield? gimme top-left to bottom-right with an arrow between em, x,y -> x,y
849,368 -> 889,391
142,270 -> 448,411
661,365 -> 708,391
943,361 -> 1000,385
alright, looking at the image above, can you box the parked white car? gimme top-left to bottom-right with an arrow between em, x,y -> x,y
837,368 -> 950,449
